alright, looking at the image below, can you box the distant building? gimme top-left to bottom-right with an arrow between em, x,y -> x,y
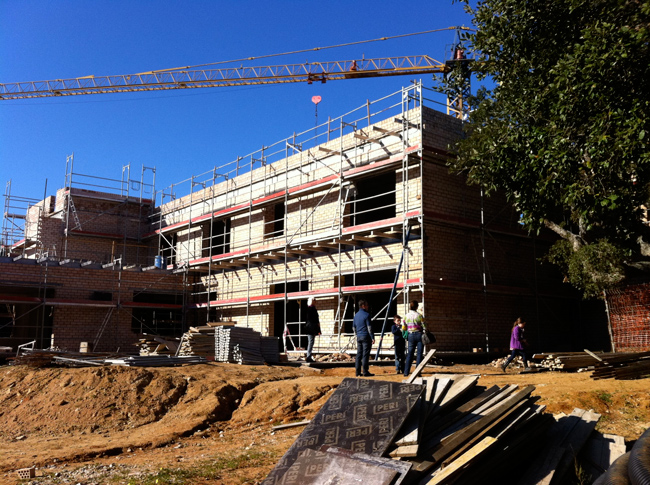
1,85 -> 610,355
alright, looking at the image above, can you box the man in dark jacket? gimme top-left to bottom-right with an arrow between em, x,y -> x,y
353,299 -> 375,377
304,297 -> 321,362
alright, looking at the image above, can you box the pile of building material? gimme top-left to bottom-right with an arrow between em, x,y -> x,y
534,350 -> 650,377
12,349 -> 74,367
262,351 -> 616,484
215,326 -> 276,365
104,355 -> 206,366
177,326 -> 217,358
137,335 -> 179,356
315,352 -> 354,363
490,354 -> 532,370
534,351 -> 611,371
590,353 -> 650,380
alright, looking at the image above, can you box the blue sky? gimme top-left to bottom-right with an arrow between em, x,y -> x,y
1,0 -> 478,206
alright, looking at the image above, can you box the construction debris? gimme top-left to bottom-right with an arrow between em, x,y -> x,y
315,352 -> 354,363
104,355 -> 207,367
262,373 -> 606,485
137,335 -> 180,356
533,350 -> 650,379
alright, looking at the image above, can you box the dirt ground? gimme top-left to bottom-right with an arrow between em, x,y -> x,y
0,359 -> 649,485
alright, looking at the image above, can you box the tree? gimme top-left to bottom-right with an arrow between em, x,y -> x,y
450,0 -> 650,297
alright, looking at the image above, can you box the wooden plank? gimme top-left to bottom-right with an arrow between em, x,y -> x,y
427,377 -> 452,419
422,384 -> 500,442
420,385 -> 517,454
516,408 -> 601,485
440,397 -> 533,468
430,375 -> 480,417
405,349 -> 438,383
547,409 -> 601,484
414,385 -> 536,474
432,385 -> 519,441
426,436 -> 498,485
394,389 -> 427,446
394,377 -> 444,447
390,444 -> 419,458
271,420 -> 311,431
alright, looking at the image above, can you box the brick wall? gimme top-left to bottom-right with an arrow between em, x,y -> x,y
0,259 -> 185,352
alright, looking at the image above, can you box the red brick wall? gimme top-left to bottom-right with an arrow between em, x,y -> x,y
0,259 -> 185,352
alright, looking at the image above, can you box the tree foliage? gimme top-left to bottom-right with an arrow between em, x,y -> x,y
451,0 -> 650,297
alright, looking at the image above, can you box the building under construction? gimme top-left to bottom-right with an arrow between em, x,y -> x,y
1,84 -> 609,356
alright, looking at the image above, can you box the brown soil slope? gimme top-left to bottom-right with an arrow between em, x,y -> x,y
0,362 -> 648,484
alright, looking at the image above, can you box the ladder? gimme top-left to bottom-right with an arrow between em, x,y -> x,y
331,184 -> 353,231
68,195 -> 82,231
92,307 -> 114,351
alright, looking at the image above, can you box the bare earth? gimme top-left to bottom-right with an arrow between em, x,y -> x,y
0,361 -> 649,485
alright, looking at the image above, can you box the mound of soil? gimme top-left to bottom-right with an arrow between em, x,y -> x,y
0,362 -> 648,484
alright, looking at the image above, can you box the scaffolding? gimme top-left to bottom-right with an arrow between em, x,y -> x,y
148,84 -> 435,355
1,180 -> 46,259
60,154 -> 157,265
1,81 -> 590,356
0,157 -> 189,352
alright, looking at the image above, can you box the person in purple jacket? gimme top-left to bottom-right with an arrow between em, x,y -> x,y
501,317 -> 530,372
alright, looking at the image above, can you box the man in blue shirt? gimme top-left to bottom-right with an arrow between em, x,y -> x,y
353,299 -> 375,377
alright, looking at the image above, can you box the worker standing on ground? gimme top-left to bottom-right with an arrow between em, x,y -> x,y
501,317 -> 530,372
403,300 -> 426,377
391,314 -> 406,374
304,297 -> 321,363
353,299 -> 375,377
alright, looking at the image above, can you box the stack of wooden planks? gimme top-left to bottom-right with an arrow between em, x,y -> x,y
177,325 -> 217,358
590,353 -> 650,380
264,349 -> 615,484
534,350 -> 650,379
137,335 -> 179,356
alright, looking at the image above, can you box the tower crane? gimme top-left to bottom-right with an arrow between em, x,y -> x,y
0,48 -> 473,117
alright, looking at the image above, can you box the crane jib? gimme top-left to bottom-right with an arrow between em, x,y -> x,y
0,56 -> 449,100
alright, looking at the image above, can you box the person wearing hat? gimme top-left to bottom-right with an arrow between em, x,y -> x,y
304,297 -> 321,362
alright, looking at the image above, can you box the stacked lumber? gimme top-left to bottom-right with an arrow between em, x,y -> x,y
533,350 -> 650,377
177,326 -> 216,357
590,354 -> 650,380
516,408 -> 601,484
215,326 -> 274,365
11,350 -> 65,367
264,351 -> 605,485
533,351 -> 607,370
137,335 -> 179,356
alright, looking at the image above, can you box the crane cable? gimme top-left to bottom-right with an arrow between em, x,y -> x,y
139,26 -> 474,75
